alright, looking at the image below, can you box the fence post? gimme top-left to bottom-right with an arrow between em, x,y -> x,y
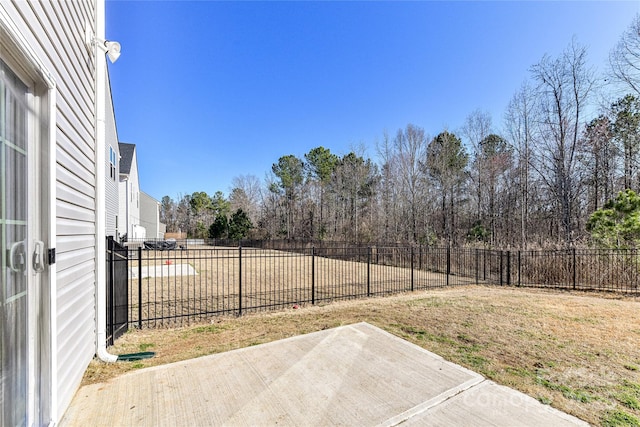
367,247 -> 371,297
446,246 -> 451,287
634,249 -> 637,293
506,251 -> 511,286
238,246 -> 243,316
572,247 -> 576,290
518,251 -> 521,287
107,239 -> 114,346
475,249 -> 479,285
311,246 -> 315,305
483,249 -> 486,281
137,247 -> 142,329
410,247 -> 414,292
499,250 -> 504,286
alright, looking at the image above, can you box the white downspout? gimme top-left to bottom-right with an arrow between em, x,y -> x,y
94,0 -> 118,363
125,177 -> 129,239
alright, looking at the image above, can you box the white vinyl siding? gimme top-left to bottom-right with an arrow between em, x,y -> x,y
118,175 -> 127,239
118,144 -> 142,239
1,0 -> 98,420
128,154 -> 141,234
140,191 -> 161,239
105,73 -> 118,237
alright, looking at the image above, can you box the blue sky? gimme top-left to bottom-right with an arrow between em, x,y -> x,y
106,1 -> 640,202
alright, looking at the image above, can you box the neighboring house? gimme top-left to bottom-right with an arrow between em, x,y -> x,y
140,191 -> 166,239
118,142 -> 143,240
0,1 -> 119,424
105,75 -> 120,238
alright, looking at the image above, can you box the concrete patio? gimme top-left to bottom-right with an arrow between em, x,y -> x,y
61,322 -> 588,426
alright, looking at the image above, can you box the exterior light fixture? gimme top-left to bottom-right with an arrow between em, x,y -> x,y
84,24 -> 121,63
102,40 -> 121,63
98,39 -> 121,63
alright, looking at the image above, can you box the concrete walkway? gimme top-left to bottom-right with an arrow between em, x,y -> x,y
61,323 -> 588,426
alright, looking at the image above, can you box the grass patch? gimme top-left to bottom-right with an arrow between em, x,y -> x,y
538,396 -> 553,405
191,324 -> 226,334
617,381 -> 640,410
139,343 -> 154,351
536,376 -> 595,403
395,324 -> 456,346
534,360 -> 556,369
407,297 -> 451,307
180,324 -> 227,338
602,410 -> 640,427
622,381 -> 640,394
456,333 -> 474,343
506,366 -> 535,378
459,351 -> 488,370
618,393 -> 640,410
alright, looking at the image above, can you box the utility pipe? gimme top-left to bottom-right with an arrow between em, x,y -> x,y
94,0 -> 118,363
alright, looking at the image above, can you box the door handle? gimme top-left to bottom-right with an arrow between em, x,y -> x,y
33,240 -> 45,273
9,240 -> 26,273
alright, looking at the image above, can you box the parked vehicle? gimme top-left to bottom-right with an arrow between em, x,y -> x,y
143,238 -> 177,250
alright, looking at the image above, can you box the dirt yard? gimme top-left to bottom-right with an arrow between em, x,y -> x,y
86,285 -> 640,426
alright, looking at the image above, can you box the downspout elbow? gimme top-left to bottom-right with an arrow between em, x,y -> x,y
96,339 -> 118,363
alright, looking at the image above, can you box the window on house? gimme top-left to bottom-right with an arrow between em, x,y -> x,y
108,146 -> 116,180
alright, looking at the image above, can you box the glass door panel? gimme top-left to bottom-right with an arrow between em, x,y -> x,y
0,59 -> 29,427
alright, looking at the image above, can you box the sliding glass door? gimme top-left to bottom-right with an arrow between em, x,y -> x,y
0,55 -> 48,427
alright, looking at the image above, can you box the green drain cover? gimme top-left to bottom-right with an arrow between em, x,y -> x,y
117,351 -> 156,361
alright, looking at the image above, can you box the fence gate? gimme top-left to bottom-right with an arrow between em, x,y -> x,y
106,236 -> 128,346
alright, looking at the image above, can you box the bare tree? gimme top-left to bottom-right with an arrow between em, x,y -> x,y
581,116 -> 617,212
425,130 -> 469,244
230,174 -> 262,225
478,134 -> 512,245
392,124 -> 429,242
530,40 -> 595,245
461,110 -> 493,230
272,155 -> 304,239
376,131 -> 400,242
611,95 -> 640,191
505,82 -> 536,249
160,196 -> 177,232
175,193 -> 192,236
260,173 -> 286,238
609,14 -> 640,96
304,147 -> 339,240
329,151 -> 379,242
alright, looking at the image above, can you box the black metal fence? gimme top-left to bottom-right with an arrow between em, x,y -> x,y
112,241 -> 639,329
106,237 -> 129,345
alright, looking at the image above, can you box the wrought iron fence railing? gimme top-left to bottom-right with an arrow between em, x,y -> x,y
106,237 -> 129,345
111,241 -> 640,329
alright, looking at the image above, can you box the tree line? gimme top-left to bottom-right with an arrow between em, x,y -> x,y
160,16 -> 640,249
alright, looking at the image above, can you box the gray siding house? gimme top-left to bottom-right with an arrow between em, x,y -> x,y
140,191 -> 165,239
0,1 -> 120,424
118,142 -> 142,239
105,74 -> 120,238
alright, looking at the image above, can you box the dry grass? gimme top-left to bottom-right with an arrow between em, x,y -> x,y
127,247 -> 473,325
86,285 -> 640,426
